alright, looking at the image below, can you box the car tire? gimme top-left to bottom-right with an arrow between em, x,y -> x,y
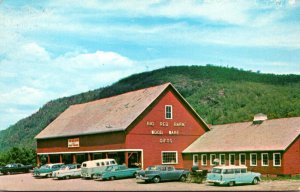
228,181 -> 234,187
7,172 -> 11,175
133,172 -> 138,178
110,176 -> 116,181
179,175 -> 187,182
65,175 -> 70,180
252,177 -> 259,185
152,176 -> 161,183
47,173 -> 52,178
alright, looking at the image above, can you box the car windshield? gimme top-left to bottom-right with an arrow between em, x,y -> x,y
60,165 -> 70,170
146,166 -> 159,171
40,165 -> 50,169
212,168 -> 222,174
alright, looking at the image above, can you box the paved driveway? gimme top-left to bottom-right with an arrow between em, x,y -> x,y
0,173 -> 299,191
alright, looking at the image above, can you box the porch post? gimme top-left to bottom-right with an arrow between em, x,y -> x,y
59,154 -> 63,163
36,155 -> 41,166
47,155 -> 51,164
72,154 -> 77,164
125,152 -> 129,167
88,153 -> 91,161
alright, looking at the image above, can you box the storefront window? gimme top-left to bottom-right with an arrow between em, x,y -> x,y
250,153 -> 257,166
220,154 -> 225,165
201,154 -> 207,166
210,154 -> 216,165
262,153 -> 269,166
239,154 -> 246,165
229,154 -> 235,165
162,151 -> 177,164
273,153 -> 281,166
193,154 -> 198,166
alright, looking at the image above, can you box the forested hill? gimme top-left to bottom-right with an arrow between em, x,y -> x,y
1,65 -> 300,152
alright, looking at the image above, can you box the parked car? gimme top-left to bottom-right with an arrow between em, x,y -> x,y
33,163 -> 63,178
94,164 -> 140,180
0,163 -> 33,175
81,158 -> 117,179
207,165 -> 261,186
52,164 -> 81,179
136,165 -> 189,183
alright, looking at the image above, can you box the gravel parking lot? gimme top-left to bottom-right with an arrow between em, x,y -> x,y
0,173 -> 300,191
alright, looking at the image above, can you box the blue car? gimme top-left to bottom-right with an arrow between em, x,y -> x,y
94,165 -> 140,180
207,165 -> 261,186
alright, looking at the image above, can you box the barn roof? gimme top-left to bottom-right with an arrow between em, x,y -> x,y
183,116 -> 300,153
36,83 -> 209,139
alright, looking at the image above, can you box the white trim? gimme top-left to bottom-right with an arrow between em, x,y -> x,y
201,154 -> 207,166
161,151 -> 178,164
37,149 -> 143,155
239,153 -> 246,165
229,154 -> 235,165
261,153 -> 269,166
219,154 -> 225,165
210,154 -> 216,165
193,154 -> 199,166
165,105 -> 173,119
273,153 -> 281,167
250,153 -> 257,166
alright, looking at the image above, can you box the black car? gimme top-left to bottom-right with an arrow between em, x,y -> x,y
0,163 -> 33,175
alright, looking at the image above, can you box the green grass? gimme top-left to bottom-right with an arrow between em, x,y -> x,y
262,174 -> 300,181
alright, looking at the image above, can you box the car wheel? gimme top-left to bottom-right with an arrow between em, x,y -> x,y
228,181 -> 234,187
179,175 -> 187,182
7,172 -> 11,175
252,177 -> 259,185
152,176 -> 161,183
133,172 -> 138,178
65,175 -> 70,180
110,176 -> 116,181
47,173 -> 52,178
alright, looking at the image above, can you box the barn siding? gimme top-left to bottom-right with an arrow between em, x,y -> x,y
126,89 -> 207,169
283,136 -> 300,175
36,131 -> 126,153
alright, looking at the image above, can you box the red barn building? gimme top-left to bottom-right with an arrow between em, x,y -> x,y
183,115 -> 300,176
35,83 -> 209,169
35,83 -> 300,175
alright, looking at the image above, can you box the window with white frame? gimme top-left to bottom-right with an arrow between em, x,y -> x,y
220,154 -> 225,165
250,153 -> 257,166
210,154 -> 216,165
193,154 -> 198,166
261,153 -> 269,166
273,153 -> 281,166
239,153 -> 246,165
229,154 -> 235,165
165,105 -> 173,119
201,154 -> 207,166
162,151 -> 177,164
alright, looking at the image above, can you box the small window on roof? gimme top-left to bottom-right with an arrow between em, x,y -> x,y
101,162 -> 105,166
106,161 -> 109,165
96,163 -> 100,166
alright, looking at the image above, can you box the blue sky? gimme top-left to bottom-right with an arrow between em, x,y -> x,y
0,0 -> 299,130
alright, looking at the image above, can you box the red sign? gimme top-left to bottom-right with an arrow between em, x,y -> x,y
68,138 -> 80,148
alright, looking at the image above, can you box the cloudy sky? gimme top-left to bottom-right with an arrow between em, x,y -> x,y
0,0 -> 299,130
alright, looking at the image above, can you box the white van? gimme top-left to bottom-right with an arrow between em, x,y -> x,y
81,158 -> 117,179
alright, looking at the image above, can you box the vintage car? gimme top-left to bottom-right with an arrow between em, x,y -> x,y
136,165 -> 189,183
94,164 -> 140,180
81,158 -> 117,179
207,165 -> 261,186
52,164 -> 81,179
0,163 -> 33,175
33,163 -> 63,178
